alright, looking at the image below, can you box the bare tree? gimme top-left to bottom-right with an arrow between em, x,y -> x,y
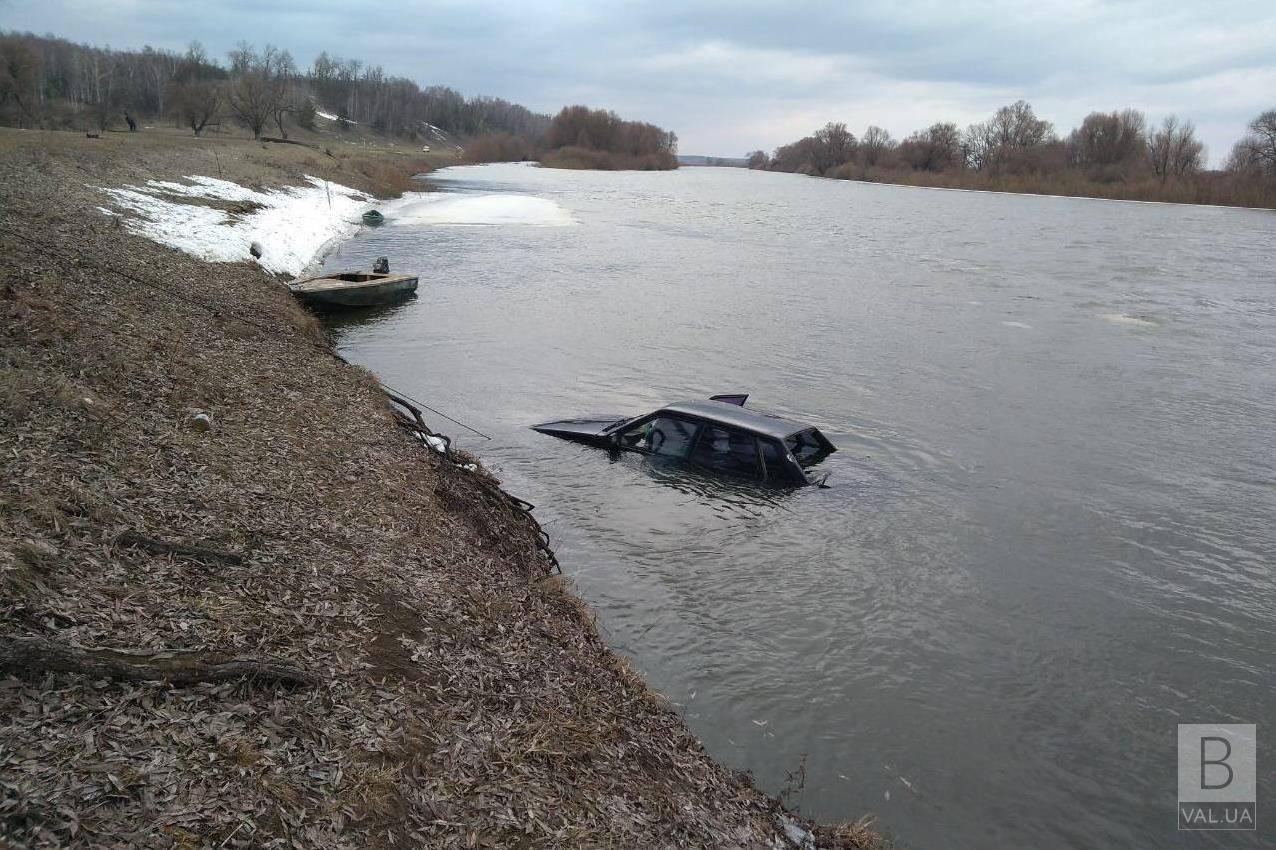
812,121 -> 856,173
961,121 -> 993,171
901,122 -> 962,172
859,125 -> 894,166
1147,116 -> 1204,183
225,44 -> 286,140
89,52 -> 120,131
988,100 -> 1054,149
1229,110 -> 1276,179
184,41 -> 209,67
0,41 -> 44,127
262,45 -> 295,138
746,150 -> 768,169
169,80 -> 222,136
964,101 -> 1054,172
229,72 -> 279,139
1068,109 -> 1146,169
227,40 -> 255,76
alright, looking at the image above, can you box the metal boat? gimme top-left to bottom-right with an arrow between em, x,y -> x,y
288,271 -> 417,308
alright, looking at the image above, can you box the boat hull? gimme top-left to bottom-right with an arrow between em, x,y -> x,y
289,273 -> 418,308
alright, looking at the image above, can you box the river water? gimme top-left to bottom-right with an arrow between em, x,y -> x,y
320,165 -> 1275,849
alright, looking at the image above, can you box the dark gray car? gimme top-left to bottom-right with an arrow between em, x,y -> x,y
532,395 -> 836,486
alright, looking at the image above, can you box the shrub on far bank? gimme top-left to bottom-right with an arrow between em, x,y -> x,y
539,146 -> 677,171
757,101 -> 1276,208
465,132 -> 536,163
536,104 -> 678,171
833,163 -> 1274,207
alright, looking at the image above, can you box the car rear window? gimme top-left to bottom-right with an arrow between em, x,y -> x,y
785,429 -> 828,466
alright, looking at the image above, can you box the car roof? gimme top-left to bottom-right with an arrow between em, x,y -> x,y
657,400 -> 817,440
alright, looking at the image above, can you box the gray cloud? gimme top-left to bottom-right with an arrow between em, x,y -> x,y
6,0 -> 1273,160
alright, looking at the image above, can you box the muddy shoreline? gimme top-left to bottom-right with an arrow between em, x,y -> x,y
0,129 -> 884,849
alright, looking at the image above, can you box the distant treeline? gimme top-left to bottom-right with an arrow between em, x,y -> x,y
0,31 -> 551,142
750,101 -> 1276,207
466,105 -> 679,170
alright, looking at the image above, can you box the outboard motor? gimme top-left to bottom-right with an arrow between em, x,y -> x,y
373,256 -> 390,274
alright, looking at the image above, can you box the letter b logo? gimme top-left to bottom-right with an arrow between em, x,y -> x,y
1178,724 -> 1256,831
1200,737 -> 1233,790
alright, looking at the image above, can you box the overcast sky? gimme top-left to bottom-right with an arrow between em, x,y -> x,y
5,0 -> 1275,162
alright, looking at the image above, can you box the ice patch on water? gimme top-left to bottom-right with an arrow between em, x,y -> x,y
1100,313 -> 1160,328
390,194 -> 574,227
1001,321 -> 1033,329
99,175 -> 371,276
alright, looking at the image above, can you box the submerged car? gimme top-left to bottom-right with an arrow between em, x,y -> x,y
532,395 -> 836,486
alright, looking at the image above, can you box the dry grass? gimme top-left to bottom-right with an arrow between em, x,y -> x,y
0,125 -> 452,199
0,129 -> 880,849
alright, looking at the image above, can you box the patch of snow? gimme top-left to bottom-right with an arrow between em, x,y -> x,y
390,193 -> 574,227
315,110 -> 358,124
421,122 -> 450,141
424,435 -> 448,453
146,176 -> 263,203
99,175 -> 372,276
1000,320 -> 1033,329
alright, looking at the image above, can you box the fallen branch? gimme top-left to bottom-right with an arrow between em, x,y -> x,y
260,136 -> 320,149
116,530 -> 244,566
0,636 -> 319,687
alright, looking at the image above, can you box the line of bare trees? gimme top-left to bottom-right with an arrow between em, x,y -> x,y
752,100 -> 1276,205
0,31 -> 551,143
466,104 -> 679,170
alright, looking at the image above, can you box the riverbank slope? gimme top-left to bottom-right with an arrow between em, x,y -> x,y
0,129 -> 880,849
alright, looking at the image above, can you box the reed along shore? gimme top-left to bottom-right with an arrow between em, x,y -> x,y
0,128 -> 885,849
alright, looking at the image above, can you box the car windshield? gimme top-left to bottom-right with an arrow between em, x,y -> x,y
603,416 -> 636,434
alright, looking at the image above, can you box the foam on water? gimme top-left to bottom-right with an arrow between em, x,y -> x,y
388,194 -> 574,227
1099,313 -> 1161,327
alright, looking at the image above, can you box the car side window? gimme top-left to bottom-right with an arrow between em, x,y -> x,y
690,425 -> 761,478
618,415 -> 698,457
759,438 -> 791,480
